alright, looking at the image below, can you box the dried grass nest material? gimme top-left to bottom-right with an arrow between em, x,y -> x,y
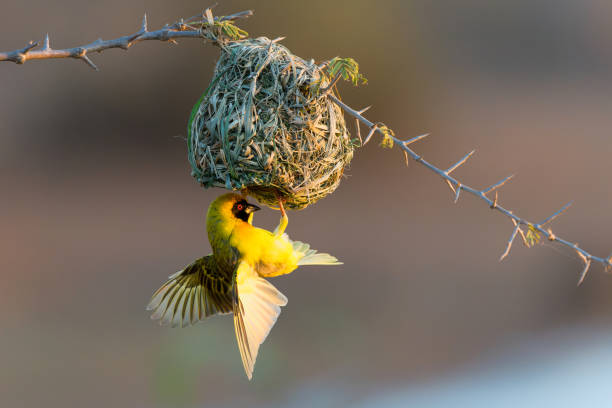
188,37 -> 356,210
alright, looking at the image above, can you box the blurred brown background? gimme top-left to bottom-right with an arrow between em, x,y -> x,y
2,1 -> 612,407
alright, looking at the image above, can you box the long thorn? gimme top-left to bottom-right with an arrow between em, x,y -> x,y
142,14 -> 148,32
540,201 -> 573,226
490,190 -> 499,209
80,54 -> 99,71
577,257 -> 592,286
483,174 -> 515,195
43,34 -> 50,51
446,150 -> 475,174
354,118 -> 362,145
363,125 -> 378,146
403,133 -> 429,146
445,179 -> 456,194
454,185 -> 462,203
500,224 -> 521,261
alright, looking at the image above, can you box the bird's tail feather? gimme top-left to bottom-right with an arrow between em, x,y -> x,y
233,262 -> 288,380
291,240 -> 343,266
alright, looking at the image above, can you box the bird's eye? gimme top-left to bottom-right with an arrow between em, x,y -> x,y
236,204 -> 244,211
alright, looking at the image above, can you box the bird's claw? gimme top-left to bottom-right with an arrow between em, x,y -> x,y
279,198 -> 287,218
273,196 -> 288,237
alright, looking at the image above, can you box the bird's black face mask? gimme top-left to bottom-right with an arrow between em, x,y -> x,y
232,199 -> 261,222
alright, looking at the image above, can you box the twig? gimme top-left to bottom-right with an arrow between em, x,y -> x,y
329,93 -> 612,284
0,9 -> 253,69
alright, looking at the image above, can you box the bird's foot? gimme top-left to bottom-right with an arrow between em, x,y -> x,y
273,196 -> 289,237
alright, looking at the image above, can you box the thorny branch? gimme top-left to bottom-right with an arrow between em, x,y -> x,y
329,94 -> 612,285
2,8 -> 609,285
0,9 -> 253,70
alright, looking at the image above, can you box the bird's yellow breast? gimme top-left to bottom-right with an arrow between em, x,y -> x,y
230,222 -> 299,278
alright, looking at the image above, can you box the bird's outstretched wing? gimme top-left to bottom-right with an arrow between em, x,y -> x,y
233,261 -> 288,380
147,256 -> 233,327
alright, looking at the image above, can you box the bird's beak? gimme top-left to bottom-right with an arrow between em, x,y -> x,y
245,203 -> 261,214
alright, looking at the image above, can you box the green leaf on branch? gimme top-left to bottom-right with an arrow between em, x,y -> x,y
326,57 -> 367,86
214,21 -> 249,40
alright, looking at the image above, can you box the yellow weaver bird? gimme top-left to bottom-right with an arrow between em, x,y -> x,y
146,193 -> 341,379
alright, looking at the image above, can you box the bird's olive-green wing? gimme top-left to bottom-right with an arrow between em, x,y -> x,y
147,256 -> 232,328
232,261 -> 288,380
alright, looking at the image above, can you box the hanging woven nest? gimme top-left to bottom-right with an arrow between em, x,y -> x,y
188,37 -> 356,210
